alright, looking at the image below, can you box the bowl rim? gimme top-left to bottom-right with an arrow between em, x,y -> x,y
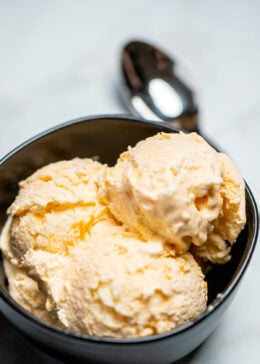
0,114 -> 258,345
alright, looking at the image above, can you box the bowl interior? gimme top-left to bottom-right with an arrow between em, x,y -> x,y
0,115 -> 258,312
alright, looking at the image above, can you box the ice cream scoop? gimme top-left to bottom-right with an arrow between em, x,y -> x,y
22,218 -> 207,338
104,132 -> 246,263
7,158 -> 107,259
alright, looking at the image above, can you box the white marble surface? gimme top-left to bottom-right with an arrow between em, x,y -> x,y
0,0 -> 259,363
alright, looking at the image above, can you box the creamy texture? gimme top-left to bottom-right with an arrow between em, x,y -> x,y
0,218 -> 59,325
0,157 -> 110,328
4,260 -> 60,326
213,153 -> 246,243
23,219 -> 207,337
192,153 -> 246,263
8,158 -> 107,258
104,132 -> 223,253
0,132 -> 246,337
104,132 -> 246,263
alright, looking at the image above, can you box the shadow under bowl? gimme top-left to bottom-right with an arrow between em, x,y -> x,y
0,115 -> 258,364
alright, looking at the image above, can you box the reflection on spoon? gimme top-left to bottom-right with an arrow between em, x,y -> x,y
148,78 -> 184,118
119,40 -> 199,132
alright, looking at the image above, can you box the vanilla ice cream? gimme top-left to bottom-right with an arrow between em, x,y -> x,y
8,158 -> 107,259
23,218 -> 207,337
0,131 -> 246,338
192,153 -> 246,264
104,132 -> 246,263
0,218 -> 59,325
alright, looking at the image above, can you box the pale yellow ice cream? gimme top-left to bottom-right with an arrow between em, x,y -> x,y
4,260 -> 60,326
8,158 -> 107,258
0,218 -> 59,326
21,218 -> 207,337
212,153 -> 246,243
0,131 -> 246,338
0,154 -> 208,337
192,153 -> 246,264
0,157 -> 111,328
104,132 -> 246,263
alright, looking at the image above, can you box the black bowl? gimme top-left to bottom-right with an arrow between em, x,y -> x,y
0,115 -> 258,364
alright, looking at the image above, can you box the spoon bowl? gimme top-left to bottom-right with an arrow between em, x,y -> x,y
120,40 -> 199,131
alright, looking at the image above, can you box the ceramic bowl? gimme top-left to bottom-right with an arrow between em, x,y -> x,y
0,115 -> 258,364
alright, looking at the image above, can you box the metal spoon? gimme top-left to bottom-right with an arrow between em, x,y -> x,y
119,40 -> 260,208
119,40 -> 199,132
